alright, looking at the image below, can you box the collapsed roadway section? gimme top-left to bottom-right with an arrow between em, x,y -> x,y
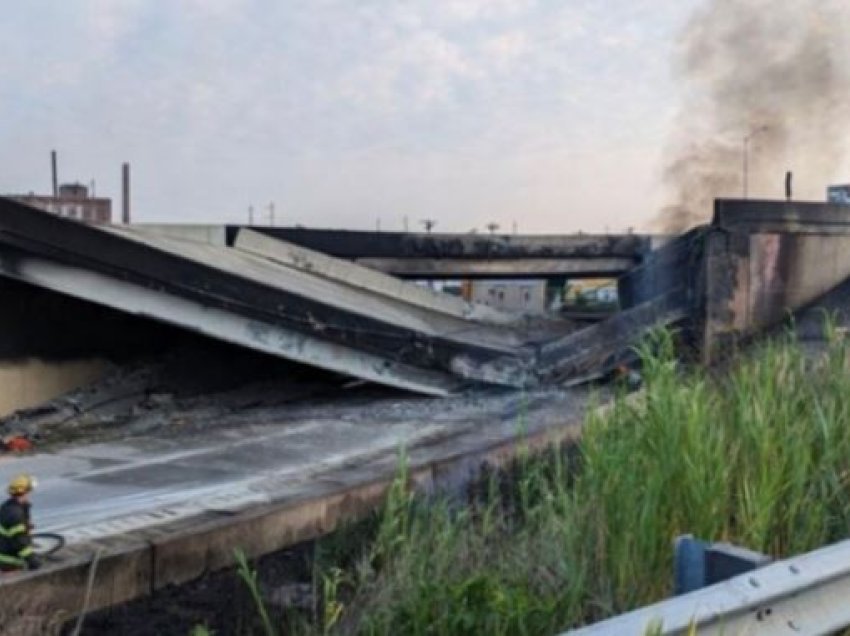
0,197 -> 663,396
3,197 -> 850,628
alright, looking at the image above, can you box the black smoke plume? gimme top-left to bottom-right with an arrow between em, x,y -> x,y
657,0 -> 850,231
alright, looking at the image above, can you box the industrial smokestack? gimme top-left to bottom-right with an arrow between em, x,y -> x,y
51,150 -> 58,197
121,162 -> 130,224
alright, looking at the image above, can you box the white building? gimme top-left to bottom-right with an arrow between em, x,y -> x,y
469,279 -> 548,314
828,184 -> 850,205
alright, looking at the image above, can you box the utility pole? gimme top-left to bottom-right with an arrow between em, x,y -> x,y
268,202 -> 275,226
421,219 -> 437,233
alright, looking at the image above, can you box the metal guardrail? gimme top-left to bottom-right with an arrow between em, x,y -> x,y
673,535 -> 772,595
562,538 -> 850,635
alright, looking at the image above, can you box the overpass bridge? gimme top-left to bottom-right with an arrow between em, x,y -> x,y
245,227 -> 659,279
138,224 -> 659,279
3,198 -> 850,630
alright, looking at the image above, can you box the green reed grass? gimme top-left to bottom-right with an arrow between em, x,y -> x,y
244,325 -> 850,635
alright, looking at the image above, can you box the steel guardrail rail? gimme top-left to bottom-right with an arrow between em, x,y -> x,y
561,538 -> 850,635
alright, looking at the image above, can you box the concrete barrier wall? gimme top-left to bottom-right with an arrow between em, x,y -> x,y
0,358 -> 108,418
702,200 -> 850,361
0,277 -> 212,417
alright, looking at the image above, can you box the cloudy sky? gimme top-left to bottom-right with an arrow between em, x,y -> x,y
0,0 -> 762,232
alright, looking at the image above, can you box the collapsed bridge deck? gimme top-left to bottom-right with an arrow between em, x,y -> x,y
0,198 -> 672,397
4,198 -> 850,627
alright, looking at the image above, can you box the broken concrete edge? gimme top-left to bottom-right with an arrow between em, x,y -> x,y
232,229 -> 519,327
0,409 -> 588,625
0,253 -> 464,397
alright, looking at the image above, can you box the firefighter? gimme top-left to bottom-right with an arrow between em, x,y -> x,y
0,474 -> 40,571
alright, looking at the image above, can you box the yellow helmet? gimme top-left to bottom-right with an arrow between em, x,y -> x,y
8,474 -> 35,497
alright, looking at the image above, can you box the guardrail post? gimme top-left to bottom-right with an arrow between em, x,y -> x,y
674,534 -> 771,595
673,535 -> 707,594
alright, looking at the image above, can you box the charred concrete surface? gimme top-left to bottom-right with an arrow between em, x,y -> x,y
615,199 -> 850,364
249,228 -> 655,280
7,196 -> 848,398
0,198 -> 558,396
700,199 -> 850,362
0,276 -> 197,416
142,224 -> 655,279
243,227 -> 654,259
617,227 -> 707,311
0,198 -> 663,399
0,385 -> 593,631
351,256 -> 635,279
0,278 -> 183,362
0,341 -> 338,447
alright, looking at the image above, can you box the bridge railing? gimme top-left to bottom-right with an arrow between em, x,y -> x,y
561,538 -> 850,635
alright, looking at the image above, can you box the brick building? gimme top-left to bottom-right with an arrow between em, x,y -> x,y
9,183 -> 112,223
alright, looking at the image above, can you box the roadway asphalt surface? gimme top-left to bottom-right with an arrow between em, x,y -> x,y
0,386 -> 587,548
2,416 -> 467,544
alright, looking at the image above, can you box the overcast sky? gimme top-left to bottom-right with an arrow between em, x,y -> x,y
0,0 -> 758,232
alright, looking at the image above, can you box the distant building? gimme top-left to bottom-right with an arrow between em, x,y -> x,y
564,279 -> 619,307
465,279 -> 548,314
8,183 -> 112,223
828,185 -> 850,205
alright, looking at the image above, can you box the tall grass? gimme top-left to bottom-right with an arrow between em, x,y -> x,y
242,326 -> 850,635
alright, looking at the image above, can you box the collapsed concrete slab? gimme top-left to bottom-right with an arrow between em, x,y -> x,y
9,196 -> 839,403
10,196 -> 687,400
0,198 -> 557,396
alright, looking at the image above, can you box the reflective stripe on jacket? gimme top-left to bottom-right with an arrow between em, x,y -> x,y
0,498 -> 32,568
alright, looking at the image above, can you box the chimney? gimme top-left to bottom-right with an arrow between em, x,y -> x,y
51,150 -> 58,197
122,162 -> 130,224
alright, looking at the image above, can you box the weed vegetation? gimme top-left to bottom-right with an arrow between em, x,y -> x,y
228,326 -> 850,635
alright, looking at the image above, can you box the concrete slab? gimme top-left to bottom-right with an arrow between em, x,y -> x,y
1,253 -> 462,395
0,388 -> 591,622
0,199 -> 552,394
702,200 -> 850,361
233,229 -> 517,324
250,227 -> 654,260
106,226 -> 525,350
355,256 -> 635,279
